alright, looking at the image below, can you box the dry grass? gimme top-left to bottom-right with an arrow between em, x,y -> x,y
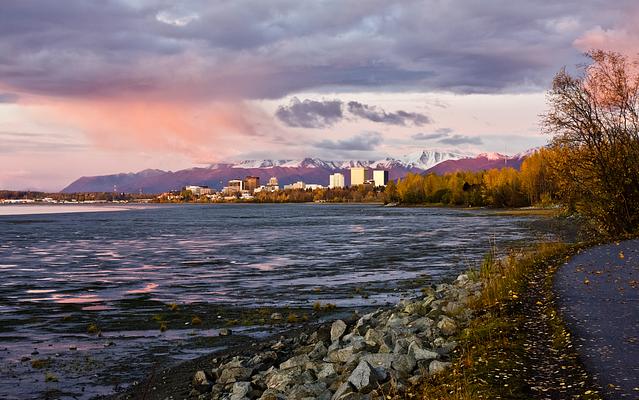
477,242 -> 568,309
490,208 -> 561,217
387,241 -> 575,400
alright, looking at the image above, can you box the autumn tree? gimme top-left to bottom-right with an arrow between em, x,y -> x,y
384,180 -> 399,203
520,148 -> 555,206
544,50 -> 639,235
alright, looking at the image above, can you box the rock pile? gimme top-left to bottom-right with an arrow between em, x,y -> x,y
190,273 -> 482,399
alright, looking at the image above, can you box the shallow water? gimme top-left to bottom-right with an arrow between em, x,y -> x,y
0,204 -> 130,216
0,203 -> 548,399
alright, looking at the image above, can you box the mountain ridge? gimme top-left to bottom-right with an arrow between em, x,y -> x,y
62,150 -> 533,193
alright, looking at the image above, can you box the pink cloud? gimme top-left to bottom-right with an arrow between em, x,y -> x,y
574,10 -> 639,56
32,97 -> 273,163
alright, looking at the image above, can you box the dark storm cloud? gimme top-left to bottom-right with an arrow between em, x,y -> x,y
316,132 -> 382,151
276,98 -> 431,128
412,128 -> 453,140
0,93 -> 19,103
438,134 -> 483,145
0,0 -> 634,99
275,98 -> 343,128
347,101 -> 431,126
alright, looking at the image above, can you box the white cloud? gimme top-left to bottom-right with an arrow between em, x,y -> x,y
155,10 -> 199,27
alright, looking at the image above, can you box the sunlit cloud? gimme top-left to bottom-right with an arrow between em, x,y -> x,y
1,0 -> 638,189
34,98 -> 273,162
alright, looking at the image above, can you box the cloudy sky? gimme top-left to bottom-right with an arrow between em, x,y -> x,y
1,0 -> 637,190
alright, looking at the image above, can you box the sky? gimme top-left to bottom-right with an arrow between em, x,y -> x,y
1,0 -> 638,191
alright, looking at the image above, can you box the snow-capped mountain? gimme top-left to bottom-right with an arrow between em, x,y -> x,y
218,150 -> 465,171
476,152 -> 508,161
62,149 -> 537,193
399,150 -> 467,170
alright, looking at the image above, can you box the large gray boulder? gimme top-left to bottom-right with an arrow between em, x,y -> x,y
347,360 -> 387,393
327,345 -> 355,363
331,320 -> 347,342
230,381 -> 252,400
286,381 -> 328,399
391,354 -> 417,375
316,362 -> 337,379
429,360 -> 452,374
408,342 -> 439,361
437,316 -> 458,336
219,367 -> 254,384
266,366 -> 302,391
309,341 -> 328,360
280,354 -> 311,370
361,353 -> 395,369
363,328 -> 384,347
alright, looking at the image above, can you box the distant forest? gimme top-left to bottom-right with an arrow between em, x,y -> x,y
0,191 -> 152,202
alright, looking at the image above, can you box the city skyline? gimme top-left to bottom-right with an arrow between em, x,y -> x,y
1,1 -> 638,191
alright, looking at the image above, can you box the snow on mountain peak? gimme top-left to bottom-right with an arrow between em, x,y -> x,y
477,152 -> 508,161
512,147 -> 541,159
400,149 -> 466,170
209,148 -> 537,171
231,159 -> 293,168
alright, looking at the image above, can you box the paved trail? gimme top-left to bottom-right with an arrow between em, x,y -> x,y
555,239 -> 639,399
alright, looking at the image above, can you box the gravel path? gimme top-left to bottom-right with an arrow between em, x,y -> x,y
554,240 -> 639,399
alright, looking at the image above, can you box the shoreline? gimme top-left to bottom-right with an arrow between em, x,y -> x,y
107,272 -> 482,400
106,241 -> 603,400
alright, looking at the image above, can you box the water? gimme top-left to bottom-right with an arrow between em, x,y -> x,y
0,203 -> 547,399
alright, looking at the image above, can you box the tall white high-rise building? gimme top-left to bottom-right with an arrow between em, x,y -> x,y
329,173 -> 345,189
350,167 -> 366,186
373,170 -> 389,187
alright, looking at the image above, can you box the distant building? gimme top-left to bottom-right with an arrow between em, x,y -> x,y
243,176 -> 260,192
305,184 -> 324,190
255,184 -> 278,193
329,173 -> 345,189
262,176 -> 279,192
350,167 -> 366,186
373,170 -> 389,187
227,179 -> 243,193
184,185 -> 213,196
284,181 -> 306,190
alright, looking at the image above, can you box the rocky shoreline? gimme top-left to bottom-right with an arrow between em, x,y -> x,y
186,272 -> 482,400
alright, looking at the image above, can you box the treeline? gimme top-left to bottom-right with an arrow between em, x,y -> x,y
0,190 -> 45,200
386,149 -> 555,208
254,186 -> 386,203
0,190 -> 153,202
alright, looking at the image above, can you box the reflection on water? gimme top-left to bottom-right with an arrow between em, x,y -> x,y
126,282 -> 159,294
0,203 -> 549,399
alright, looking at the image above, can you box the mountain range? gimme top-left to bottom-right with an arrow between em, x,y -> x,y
62,149 -> 532,193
